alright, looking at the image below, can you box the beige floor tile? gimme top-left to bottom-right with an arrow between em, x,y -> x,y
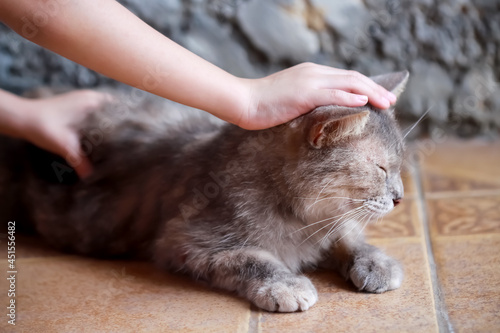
420,139 -> 500,193
257,239 -> 438,333
0,258 -> 250,333
427,195 -> 500,237
432,235 -> 500,332
0,233 -> 62,267
427,190 -> 500,331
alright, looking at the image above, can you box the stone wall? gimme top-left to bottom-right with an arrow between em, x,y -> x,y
1,0 -> 499,137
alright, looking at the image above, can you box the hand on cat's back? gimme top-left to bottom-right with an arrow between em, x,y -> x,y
237,63 -> 398,130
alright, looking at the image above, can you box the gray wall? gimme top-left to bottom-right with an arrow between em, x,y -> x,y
1,0 -> 499,138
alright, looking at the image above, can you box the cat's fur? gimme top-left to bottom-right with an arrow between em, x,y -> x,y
1,71 -> 408,312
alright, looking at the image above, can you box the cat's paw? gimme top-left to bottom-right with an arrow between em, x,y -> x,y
250,275 -> 318,312
349,250 -> 403,293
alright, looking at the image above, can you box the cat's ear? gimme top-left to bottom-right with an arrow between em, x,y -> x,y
308,109 -> 370,149
369,70 -> 409,100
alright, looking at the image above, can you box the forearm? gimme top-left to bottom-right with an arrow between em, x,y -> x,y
0,90 -> 27,139
0,0 -> 248,124
0,1 -> 397,131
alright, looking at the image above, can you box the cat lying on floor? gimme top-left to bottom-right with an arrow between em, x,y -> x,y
0,70 -> 408,312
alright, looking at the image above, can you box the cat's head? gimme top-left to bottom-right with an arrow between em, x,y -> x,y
285,71 -> 409,225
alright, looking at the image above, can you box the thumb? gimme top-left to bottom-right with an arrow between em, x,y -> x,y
62,132 -> 93,179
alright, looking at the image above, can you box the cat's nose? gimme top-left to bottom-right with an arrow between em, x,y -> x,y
393,198 -> 402,207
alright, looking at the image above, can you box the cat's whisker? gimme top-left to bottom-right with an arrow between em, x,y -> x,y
238,235 -> 251,250
354,212 -> 375,242
313,178 -> 337,207
319,209 -> 368,246
295,196 -> 364,201
333,211 -> 371,244
324,209 -> 366,239
402,105 -> 432,140
304,196 -> 365,211
291,206 -> 364,235
298,209 -> 365,247
319,221 -> 339,248
296,197 -> 365,210
319,216 -> 361,248
359,211 -> 376,233
305,199 -> 358,219
326,209 -> 368,240
348,211 -> 370,241
319,215 -> 352,247
320,212 -> 356,247
297,207 -> 365,246
383,105 -> 432,156
344,211 -> 370,243
302,195 -> 364,214
330,208 -> 372,241
306,197 -> 364,210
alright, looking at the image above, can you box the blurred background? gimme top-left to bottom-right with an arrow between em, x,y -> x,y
0,0 -> 499,138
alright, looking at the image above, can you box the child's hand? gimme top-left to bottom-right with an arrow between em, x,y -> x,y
20,90 -> 112,179
238,63 -> 397,130
1,2 -> 397,133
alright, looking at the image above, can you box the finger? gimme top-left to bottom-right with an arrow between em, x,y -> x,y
72,156 -> 93,179
71,90 -> 114,112
62,133 -> 93,179
312,66 -> 397,104
102,92 -> 116,103
311,89 -> 369,108
321,74 -> 392,109
65,151 -> 93,179
92,90 -> 116,105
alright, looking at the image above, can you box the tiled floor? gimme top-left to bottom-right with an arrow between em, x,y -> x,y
1,139 -> 499,332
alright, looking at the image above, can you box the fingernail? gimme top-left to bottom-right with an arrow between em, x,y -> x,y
65,153 -> 82,167
380,98 -> 390,109
357,95 -> 368,103
387,92 -> 397,103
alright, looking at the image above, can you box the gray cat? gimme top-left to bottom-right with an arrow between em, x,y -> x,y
0,71 -> 408,312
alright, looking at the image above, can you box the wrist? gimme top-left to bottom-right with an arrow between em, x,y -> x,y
232,77 -> 253,129
205,75 -> 254,129
226,76 -> 261,130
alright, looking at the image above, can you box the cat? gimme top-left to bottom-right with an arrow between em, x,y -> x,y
0,70 -> 408,312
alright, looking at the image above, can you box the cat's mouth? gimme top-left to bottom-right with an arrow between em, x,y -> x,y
363,200 -> 395,216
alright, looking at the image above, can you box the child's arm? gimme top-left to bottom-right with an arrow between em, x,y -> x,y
0,0 -> 396,131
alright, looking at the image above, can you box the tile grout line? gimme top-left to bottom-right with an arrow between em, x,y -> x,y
413,163 -> 454,333
247,305 -> 261,333
425,189 -> 500,200
239,303 -> 252,333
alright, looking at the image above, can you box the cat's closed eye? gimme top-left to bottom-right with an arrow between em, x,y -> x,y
377,164 -> 388,178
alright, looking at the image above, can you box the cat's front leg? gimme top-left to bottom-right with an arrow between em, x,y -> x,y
203,248 -> 317,312
322,234 -> 403,293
